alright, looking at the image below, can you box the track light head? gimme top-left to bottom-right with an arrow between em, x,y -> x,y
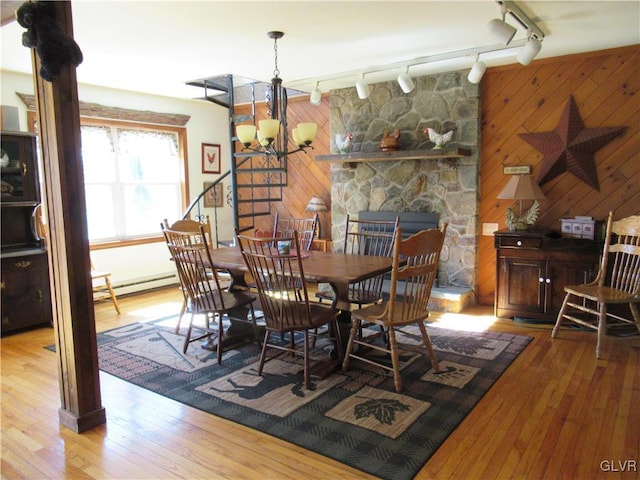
488,17 -> 517,45
517,36 -> 542,65
356,75 -> 370,99
310,82 -> 322,105
468,59 -> 487,84
397,68 -> 415,93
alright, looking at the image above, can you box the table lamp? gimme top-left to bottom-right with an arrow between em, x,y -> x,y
497,174 -> 545,231
305,196 -> 328,238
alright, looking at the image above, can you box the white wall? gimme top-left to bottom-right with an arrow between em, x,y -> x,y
1,69 -> 234,294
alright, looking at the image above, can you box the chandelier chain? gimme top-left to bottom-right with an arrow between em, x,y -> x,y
273,36 -> 280,78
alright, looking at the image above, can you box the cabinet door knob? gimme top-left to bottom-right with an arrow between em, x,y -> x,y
517,240 -> 522,246
546,278 -> 551,283
539,277 -> 544,283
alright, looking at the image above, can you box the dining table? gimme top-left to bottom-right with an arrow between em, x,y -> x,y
206,246 -> 395,360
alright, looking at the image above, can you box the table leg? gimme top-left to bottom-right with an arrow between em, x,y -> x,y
328,281 -> 353,356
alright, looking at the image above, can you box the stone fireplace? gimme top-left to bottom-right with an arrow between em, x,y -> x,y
327,70 -> 480,296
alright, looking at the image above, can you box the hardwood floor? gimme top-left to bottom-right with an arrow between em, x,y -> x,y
2,286 -> 638,479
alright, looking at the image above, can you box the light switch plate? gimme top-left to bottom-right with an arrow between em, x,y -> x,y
482,223 -> 499,236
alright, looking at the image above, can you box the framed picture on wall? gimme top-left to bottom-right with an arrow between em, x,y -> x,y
201,143 -> 221,174
203,182 -> 224,208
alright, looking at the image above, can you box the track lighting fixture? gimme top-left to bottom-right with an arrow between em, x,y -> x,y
467,55 -> 487,84
517,34 -> 543,65
310,81 -> 322,105
356,74 -> 370,99
488,14 -> 516,45
488,1 -> 544,66
397,67 -> 415,93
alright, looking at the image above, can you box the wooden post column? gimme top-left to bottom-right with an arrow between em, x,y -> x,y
31,1 -> 105,432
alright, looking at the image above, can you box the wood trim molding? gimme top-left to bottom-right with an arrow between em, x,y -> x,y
17,92 -> 190,126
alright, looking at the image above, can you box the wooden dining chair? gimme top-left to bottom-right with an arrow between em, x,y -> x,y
552,212 -> 640,358
342,225 -> 447,393
162,225 -> 259,364
91,261 -> 121,314
162,216 -> 230,333
237,231 -> 343,390
273,212 -> 319,251
316,214 -> 400,308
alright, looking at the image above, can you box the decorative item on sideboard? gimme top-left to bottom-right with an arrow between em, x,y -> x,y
497,172 -> 546,232
561,216 -> 596,240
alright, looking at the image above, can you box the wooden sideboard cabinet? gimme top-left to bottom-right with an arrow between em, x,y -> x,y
1,250 -> 52,332
494,230 -> 601,322
1,131 -> 52,334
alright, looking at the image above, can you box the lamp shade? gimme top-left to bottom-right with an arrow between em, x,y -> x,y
305,196 -> 328,212
497,175 -> 545,200
258,119 -> 280,141
236,125 -> 257,146
296,122 -> 317,145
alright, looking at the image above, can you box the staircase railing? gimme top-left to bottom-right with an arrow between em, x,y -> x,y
182,172 -> 230,247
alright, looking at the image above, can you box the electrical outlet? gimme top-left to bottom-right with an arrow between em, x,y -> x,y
482,223 -> 499,236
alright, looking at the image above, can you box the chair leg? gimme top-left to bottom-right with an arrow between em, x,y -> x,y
387,327 -> 403,393
342,319 -> 361,371
104,276 -> 121,314
216,313 -> 223,365
552,293 -> 571,338
175,299 -> 186,334
630,302 -> 640,334
183,313 -> 195,354
596,302 -> 607,359
332,318 -> 344,362
257,330 -> 270,376
303,330 -> 311,389
418,321 -> 441,373
249,305 -> 261,346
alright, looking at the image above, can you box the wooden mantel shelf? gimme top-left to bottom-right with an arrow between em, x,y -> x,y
315,147 -> 472,164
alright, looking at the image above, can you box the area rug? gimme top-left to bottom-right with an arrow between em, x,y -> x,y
91,317 -> 531,480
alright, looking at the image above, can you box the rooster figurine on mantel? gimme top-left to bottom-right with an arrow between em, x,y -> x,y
424,127 -> 454,149
335,132 -> 353,154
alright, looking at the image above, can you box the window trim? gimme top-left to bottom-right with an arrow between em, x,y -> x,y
28,111 -> 190,250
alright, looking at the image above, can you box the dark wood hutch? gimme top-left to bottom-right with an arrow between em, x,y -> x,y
1,131 -> 52,334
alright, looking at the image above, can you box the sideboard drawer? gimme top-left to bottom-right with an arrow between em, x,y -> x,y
496,235 -> 542,249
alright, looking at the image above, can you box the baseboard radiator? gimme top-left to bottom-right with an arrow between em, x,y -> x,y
112,273 -> 178,296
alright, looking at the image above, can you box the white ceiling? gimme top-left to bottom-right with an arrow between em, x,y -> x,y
1,1 -> 639,101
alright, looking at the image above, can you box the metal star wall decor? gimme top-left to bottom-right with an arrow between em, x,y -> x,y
519,96 -> 626,191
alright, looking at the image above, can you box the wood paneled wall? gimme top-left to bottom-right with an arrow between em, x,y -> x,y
235,95 -> 332,238
478,45 -> 640,304
234,45 -> 639,305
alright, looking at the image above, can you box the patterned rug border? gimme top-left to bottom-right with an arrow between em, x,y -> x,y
54,318 -> 532,479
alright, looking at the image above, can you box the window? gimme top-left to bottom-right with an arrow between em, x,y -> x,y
81,122 -> 186,244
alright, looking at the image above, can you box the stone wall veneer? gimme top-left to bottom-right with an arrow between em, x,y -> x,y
328,71 -> 480,290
